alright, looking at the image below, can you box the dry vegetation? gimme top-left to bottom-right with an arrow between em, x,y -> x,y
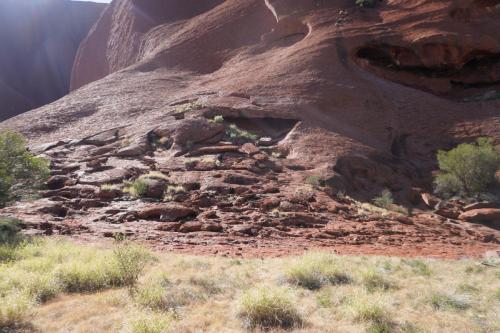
0,239 -> 498,333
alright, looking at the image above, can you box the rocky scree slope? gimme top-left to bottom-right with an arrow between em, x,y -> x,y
1,0 -> 500,257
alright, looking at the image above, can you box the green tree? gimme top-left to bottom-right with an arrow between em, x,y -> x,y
0,130 -> 49,205
434,138 -> 500,198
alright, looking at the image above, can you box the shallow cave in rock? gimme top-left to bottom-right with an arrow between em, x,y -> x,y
355,44 -> 500,100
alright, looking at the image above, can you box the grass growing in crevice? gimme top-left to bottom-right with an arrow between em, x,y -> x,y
124,179 -> 149,198
226,124 -> 259,142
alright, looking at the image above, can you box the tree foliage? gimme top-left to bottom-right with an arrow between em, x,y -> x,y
0,130 -> 49,205
434,138 -> 500,198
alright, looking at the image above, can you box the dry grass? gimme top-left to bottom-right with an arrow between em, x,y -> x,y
0,241 -> 498,333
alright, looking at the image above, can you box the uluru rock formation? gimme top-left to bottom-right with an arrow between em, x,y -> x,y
0,0 -> 106,121
1,0 -> 499,258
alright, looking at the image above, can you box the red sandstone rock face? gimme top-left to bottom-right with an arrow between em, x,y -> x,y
1,0 -> 499,257
4,0 -> 500,192
0,0 -> 106,121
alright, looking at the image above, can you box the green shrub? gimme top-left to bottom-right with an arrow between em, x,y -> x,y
0,292 -> 33,329
306,175 -> 321,188
361,270 -> 394,292
24,273 -> 61,303
435,138 -> 500,198
0,245 -> 19,262
211,115 -> 225,124
55,241 -> 151,293
125,179 -> 150,198
353,301 -> 393,333
133,272 -> 201,312
372,189 -> 394,209
286,253 -> 351,290
0,217 -> 23,245
238,286 -> 302,329
226,124 -> 259,142
175,101 -> 203,114
113,241 -> 152,289
56,261 -> 120,293
0,130 -> 49,205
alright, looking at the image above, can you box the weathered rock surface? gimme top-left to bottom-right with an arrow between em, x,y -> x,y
0,0 -> 106,120
459,209 -> 500,229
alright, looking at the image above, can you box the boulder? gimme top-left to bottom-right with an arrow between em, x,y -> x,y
232,224 -> 261,236
38,202 -> 68,217
137,204 -> 197,221
46,175 -> 72,190
98,187 -> 123,200
79,168 -> 131,186
178,221 -> 203,233
154,118 -> 224,152
463,202 -> 500,212
280,213 -> 328,227
144,179 -> 166,199
421,193 -> 440,209
240,143 -> 260,155
459,209 -> 500,229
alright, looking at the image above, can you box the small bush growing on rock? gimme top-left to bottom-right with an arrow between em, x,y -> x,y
238,286 -> 302,329
286,252 -> 351,290
226,124 -> 259,142
0,130 -> 49,205
372,189 -> 394,209
435,138 -> 500,198
175,101 -> 203,114
163,184 -> 187,202
101,184 -> 120,191
140,172 -> 169,181
306,175 -> 322,189
124,179 -> 149,198
211,115 -> 225,124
